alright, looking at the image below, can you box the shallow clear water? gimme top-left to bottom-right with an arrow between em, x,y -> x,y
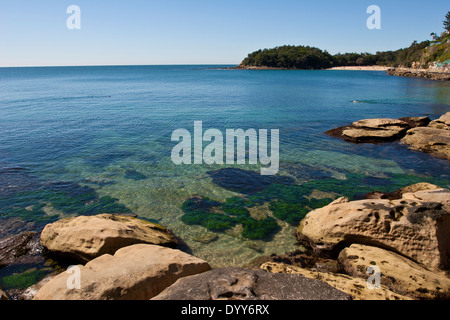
1,65 -> 449,268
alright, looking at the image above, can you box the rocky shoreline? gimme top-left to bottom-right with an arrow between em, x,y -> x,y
387,68 -> 450,81
1,178 -> 449,300
1,114 -> 449,301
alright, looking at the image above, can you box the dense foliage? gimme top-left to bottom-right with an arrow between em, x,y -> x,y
241,12 -> 450,70
241,45 -> 334,69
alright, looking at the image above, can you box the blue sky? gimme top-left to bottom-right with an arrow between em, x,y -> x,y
0,0 -> 449,66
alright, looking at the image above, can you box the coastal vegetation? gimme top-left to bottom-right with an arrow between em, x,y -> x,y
239,12 -> 450,69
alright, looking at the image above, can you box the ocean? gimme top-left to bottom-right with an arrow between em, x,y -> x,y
1,65 -> 449,273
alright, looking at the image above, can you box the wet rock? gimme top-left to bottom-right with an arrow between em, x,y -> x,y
152,267 -> 351,300
40,214 -> 179,264
0,232 -> 42,268
33,244 -> 211,300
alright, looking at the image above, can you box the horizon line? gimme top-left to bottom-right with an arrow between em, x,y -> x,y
0,63 -> 241,69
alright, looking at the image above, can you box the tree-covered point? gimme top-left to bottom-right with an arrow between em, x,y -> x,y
241,45 -> 335,69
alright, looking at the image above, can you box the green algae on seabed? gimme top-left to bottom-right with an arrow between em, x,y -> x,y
181,168 -> 450,237
0,263 -> 54,290
181,196 -> 280,240
0,181 -> 131,226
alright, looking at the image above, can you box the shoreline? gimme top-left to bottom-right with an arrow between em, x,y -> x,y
229,65 -> 393,71
326,66 -> 392,71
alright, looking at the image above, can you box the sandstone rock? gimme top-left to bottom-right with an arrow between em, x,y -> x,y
365,183 -> 441,200
152,267 -> 351,300
326,118 -> 411,143
40,214 -> 179,263
33,244 -> 211,300
297,188 -> 450,270
260,262 -> 410,300
338,244 -> 450,300
428,112 -> 450,130
401,126 -> 450,161
399,116 -> 431,129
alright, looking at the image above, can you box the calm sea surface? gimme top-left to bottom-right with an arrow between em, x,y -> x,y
1,65 -> 449,270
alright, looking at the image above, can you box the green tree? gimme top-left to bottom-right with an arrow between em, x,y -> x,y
444,11 -> 450,32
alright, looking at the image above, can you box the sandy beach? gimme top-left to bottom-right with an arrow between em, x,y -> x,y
326,66 -> 392,71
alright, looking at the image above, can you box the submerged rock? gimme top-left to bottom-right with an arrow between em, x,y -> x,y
152,267 -> 351,300
33,244 -> 211,300
40,214 -> 179,263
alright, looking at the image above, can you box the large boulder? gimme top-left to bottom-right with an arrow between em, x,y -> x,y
297,188 -> 450,270
338,244 -> 450,300
33,244 -> 211,300
152,267 -> 351,300
40,214 -> 179,263
260,262 -> 410,300
401,126 -> 450,161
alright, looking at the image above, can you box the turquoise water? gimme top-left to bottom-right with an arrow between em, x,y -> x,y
1,65 -> 450,269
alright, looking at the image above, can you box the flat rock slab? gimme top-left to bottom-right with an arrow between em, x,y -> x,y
33,244 -> 211,300
152,267 -> 351,300
40,214 -> 179,263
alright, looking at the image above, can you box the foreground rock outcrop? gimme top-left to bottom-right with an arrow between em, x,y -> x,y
33,244 -> 211,300
260,262 -> 410,300
288,183 -> 450,300
40,214 -> 179,263
297,187 -> 450,270
152,267 -> 351,300
338,244 -> 450,300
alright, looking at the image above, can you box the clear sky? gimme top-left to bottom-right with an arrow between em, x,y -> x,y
0,0 -> 449,67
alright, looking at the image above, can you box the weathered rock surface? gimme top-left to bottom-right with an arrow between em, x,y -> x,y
33,244 -> 211,300
325,112 -> 450,162
260,262 -> 410,300
40,214 -> 179,263
326,118 -> 412,143
151,267 -> 351,300
297,188 -> 450,270
365,182 -> 441,200
338,244 -> 450,300
401,126 -> 450,161
428,112 -> 450,130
